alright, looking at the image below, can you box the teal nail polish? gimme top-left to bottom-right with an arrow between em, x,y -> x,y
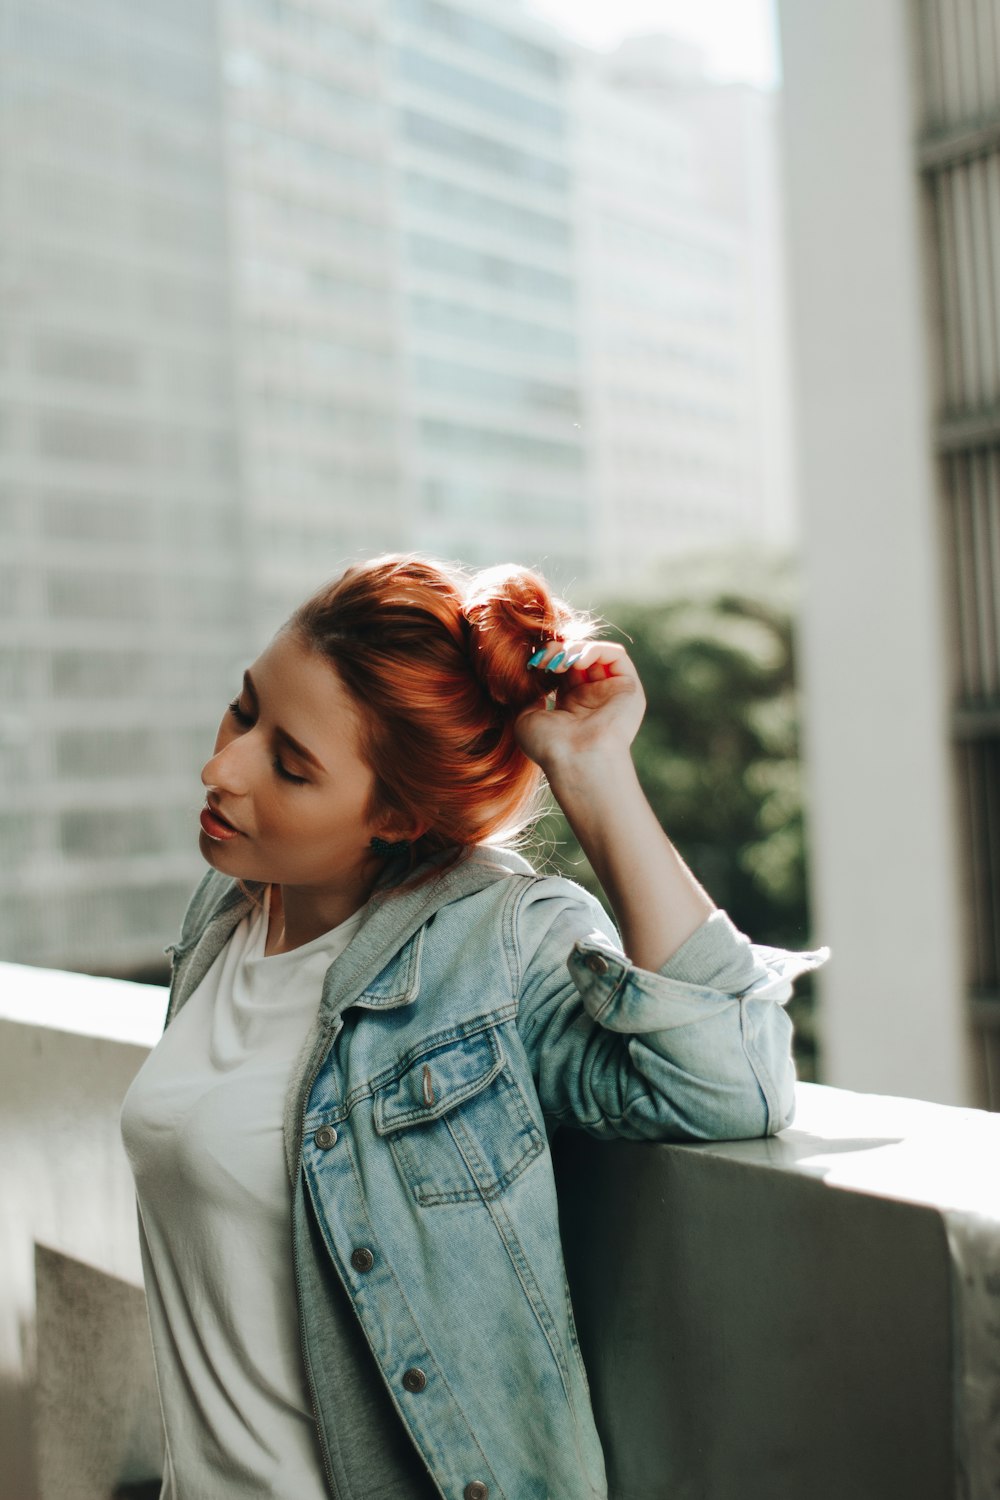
565,651 -> 582,667
547,651 -> 566,670
527,647 -> 547,667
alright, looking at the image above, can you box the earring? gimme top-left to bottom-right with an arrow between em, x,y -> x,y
370,835 -> 411,857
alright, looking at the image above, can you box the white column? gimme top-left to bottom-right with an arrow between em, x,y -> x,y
776,0 -> 969,1102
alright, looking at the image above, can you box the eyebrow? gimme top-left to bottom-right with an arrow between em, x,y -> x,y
243,670 -> 327,774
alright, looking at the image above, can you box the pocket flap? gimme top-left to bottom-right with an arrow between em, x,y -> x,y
373,1028 -> 504,1134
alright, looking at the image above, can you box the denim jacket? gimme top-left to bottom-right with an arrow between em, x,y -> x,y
164,845 -> 827,1500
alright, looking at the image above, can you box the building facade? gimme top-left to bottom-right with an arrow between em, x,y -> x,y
221,0 -> 404,635
388,0 -> 591,592
578,36 -> 796,593
0,0 -> 246,973
1,0 -> 793,974
917,0 -> 1000,1104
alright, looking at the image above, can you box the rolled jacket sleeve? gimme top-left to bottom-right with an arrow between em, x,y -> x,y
515,878 -> 829,1144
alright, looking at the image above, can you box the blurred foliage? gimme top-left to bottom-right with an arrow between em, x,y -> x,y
525,549 -> 820,1081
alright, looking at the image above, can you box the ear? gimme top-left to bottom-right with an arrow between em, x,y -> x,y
373,818 -> 429,845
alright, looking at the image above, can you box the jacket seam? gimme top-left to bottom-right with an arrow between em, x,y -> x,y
581,967 -> 630,1023
318,1009 -> 519,1125
338,1181 -> 505,1498
358,926 -> 425,1007
374,1032 -> 504,1134
501,872 -> 532,997
624,998 -> 739,1037
418,1070 -> 546,1205
738,1001 -> 775,1133
407,1120 -> 546,1206
304,1141 -> 505,1498
478,1187 -> 577,1407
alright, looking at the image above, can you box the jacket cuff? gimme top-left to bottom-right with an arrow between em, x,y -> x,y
566,918 -> 830,1034
657,909 -> 760,991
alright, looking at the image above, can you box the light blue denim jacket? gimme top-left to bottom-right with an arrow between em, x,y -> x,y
164,845 -> 827,1500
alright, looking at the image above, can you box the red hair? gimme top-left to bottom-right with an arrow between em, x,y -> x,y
287,554 -> 595,861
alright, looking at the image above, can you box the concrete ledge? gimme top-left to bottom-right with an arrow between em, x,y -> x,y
556,1119 -> 939,1495
555,1085 -> 1000,1498
0,965 -> 167,1500
34,1245 -> 162,1500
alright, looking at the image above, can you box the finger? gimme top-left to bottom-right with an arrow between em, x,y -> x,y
526,640 -> 558,671
558,642 -> 626,680
526,639 -> 577,674
527,639 -> 627,679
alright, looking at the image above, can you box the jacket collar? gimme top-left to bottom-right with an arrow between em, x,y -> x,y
166,845 -> 534,1029
352,925 -> 425,1009
315,844 -> 531,1024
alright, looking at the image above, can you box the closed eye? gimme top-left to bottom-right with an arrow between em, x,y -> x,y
226,699 -> 308,785
228,698 -> 253,727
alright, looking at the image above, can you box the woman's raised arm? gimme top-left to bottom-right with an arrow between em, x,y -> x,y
514,640 -> 716,971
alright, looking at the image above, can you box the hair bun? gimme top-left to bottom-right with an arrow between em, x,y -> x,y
462,564 -> 593,710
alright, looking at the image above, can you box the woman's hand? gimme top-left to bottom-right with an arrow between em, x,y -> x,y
515,638 -> 715,971
513,640 -> 646,778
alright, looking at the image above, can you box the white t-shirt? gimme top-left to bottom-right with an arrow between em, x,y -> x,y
120,886 -> 365,1500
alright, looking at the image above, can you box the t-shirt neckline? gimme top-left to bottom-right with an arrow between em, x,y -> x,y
250,884 -> 367,964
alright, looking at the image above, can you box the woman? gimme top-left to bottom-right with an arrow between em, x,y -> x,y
121,554 -> 826,1500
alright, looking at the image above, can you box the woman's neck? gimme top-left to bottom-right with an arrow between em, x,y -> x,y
265,875 -> 374,955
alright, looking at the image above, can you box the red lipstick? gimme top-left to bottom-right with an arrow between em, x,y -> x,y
200,803 -> 242,841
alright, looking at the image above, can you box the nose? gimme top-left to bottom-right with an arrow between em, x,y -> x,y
201,735 -> 251,797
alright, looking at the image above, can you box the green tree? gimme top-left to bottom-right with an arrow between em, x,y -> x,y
527,552 -> 820,1078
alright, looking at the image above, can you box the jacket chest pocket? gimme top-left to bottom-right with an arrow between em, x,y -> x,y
372,1027 -> 545,1206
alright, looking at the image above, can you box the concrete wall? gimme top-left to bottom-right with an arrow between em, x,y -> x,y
34,1246 -> 162,1500
0,964 -> 165,1500
776,0 -> 968,1103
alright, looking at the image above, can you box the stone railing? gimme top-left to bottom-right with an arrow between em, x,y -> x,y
3,961 -> 999,1500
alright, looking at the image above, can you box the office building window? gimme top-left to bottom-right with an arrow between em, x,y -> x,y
393,47 -> 565,136
399,109 -> 568,193
391,0 -> 563,83
402,170 -> 571,247
420,417 -> 584,469
409,294 -> 577,359
406,233 -> 574,303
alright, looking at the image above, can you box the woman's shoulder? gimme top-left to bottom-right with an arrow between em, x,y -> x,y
459,846 -> 610,922
463,851 -> 622,983
512,871 -> 619,947
431,846 -> 617,951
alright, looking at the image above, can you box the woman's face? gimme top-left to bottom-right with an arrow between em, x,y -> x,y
199,629 -> 384,888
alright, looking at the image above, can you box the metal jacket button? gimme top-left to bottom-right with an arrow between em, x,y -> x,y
314,1126 -> 338,1149
585,952 -> 610,975
464,1484 -> 489,1500
402,1367 -> 427,1392
350,1247 -> 374,1272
